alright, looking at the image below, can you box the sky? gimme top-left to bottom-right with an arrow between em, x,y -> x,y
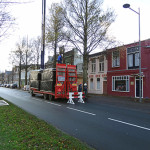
0,0 -> 150,72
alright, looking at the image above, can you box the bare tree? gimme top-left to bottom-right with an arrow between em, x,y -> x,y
0,1 -> 15,41
9,37 -> 27,88
0,1 -> 35,41
63,0 -> 116,84
46,3 -> 66,68
23,36 -> 35,85
9,44 -> 24,88
32,36 -> 41,69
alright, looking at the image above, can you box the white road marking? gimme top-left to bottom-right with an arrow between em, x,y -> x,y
67,107 -> 96,116
31,98 -> 61,106
108,118 -> 150,131
31,98 -> 42,102
46,101 -> 61,107
0,100 -> 9,106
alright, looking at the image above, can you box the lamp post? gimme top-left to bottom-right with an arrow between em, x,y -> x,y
123,4 -> 142,102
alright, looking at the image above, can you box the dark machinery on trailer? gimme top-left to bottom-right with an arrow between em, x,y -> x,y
30,64 -> 85,104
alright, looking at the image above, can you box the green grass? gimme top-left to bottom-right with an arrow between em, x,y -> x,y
0,97 -> 93,150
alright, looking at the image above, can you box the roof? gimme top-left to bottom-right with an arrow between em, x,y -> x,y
89,51 -> 107,58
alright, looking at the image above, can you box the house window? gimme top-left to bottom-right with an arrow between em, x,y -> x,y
112,76 -> 129,92
112,51 -> 120,67
127,46 -> 139,69
90,78 -> 94,89
97,78 -> 100,90
99,56 -> 104,72
91,59 -> 96,73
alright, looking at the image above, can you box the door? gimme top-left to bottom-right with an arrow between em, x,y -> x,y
103,81 -> 107,95
135,77 -> 143,98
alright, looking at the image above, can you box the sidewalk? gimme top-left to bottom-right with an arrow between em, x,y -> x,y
87,94 -> 150,113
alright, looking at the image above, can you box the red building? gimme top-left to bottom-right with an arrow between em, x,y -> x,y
107,39 -> 150,99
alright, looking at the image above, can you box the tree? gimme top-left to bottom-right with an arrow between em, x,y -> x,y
0,1 -> 35,41
0,1 -> 15,41
9,39 -> 25,88
46,3 -> 66,68
23,36 -> 35,85
63,0 -> 115,84
9,37 -> 33,88
32,36 -> 41,69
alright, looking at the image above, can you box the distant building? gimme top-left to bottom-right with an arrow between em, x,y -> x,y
21,69 -> 30,86
0,73 -> 5,84
12,65 -> 37,87
46,48 -> 84,85
4,71 -> 13,84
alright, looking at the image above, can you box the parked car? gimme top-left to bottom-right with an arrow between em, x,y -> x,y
0,84 -> 4,87
4,84 -> 7,87
11,83 -> 17,89
6,84 -> 10,88
24,85 -> 30,91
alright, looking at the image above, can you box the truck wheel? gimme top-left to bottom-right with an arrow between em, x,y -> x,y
49,94 -> 54,101
44,94 -> 48,100
31,90 -> 35,97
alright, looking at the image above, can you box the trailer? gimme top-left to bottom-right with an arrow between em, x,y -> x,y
30,64 -> 85,104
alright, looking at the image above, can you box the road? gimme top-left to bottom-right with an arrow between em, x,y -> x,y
0,87 -> 150,150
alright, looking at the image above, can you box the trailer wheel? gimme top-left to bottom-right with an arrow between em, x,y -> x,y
31,90 -> 35,97
44,94 -> 48,100
49,94 -> 54,101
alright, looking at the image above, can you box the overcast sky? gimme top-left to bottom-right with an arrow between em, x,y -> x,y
0,0 -> 150,72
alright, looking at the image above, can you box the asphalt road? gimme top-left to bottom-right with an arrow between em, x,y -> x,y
0,87 -> 150,150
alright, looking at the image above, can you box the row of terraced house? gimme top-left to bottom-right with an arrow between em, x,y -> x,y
88,39 -> 150,99
1,39 -> 150,99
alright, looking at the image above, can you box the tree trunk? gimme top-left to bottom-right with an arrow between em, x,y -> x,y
25,51 -> 27,85
83,0 -> 88,85
19,57 -> 21,89
83,54 -> 88,85
53,40 -> 57,68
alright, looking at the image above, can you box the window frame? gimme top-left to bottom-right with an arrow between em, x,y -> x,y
90,78 -> 94,90
91,58 -> 96,73
127,46 -> 139,69
99,56 -> 104,72
97,78 -> 100,90
112,51 -> 120,67
112,75 -> 129,92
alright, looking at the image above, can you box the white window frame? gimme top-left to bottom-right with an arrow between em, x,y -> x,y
99,56 -> 104,72
112,51 -> 120,67
91,59 -> 96,73
112,75 -> 129,92
127,46 -> 139,69
97,78 -> 100,90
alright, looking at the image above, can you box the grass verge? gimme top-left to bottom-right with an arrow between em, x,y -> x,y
0,97 -> 93,150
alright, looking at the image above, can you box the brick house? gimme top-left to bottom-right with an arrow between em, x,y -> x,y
107,39 -> 150,99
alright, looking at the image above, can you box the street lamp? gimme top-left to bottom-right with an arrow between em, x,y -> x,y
123,4 -> 142,102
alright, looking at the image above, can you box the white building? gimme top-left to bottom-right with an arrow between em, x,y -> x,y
88,51 -> 107,94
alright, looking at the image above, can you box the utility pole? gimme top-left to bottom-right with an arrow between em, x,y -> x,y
123,4 -> 142,102
41,0 -> 46,69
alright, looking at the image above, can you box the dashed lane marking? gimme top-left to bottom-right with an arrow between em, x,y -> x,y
108,118 -> 150,131
67,107 -> 96,116
46,101 -> 61,107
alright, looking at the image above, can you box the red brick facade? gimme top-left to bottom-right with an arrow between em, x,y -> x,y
107,39 -> 150,98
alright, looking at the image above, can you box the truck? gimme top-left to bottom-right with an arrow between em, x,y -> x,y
30,64 -> 85,104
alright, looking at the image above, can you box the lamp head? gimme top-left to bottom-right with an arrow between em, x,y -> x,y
123,3 -> 130,8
